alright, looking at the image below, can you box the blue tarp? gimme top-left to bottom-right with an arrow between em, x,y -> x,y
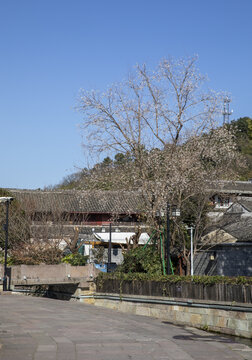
94,263 -> 107,272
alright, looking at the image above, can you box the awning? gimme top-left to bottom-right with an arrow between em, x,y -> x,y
93,232 -> 149,245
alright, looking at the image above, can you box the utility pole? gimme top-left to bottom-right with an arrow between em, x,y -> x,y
190,226 -> 194,276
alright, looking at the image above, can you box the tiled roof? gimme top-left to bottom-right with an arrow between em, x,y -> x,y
7,180 -> 252,218
205,212 -> 252,243
223,217 -> 252,242
208,180 -> 252,195
237,198 -> 252,212
7,189 -> 142,214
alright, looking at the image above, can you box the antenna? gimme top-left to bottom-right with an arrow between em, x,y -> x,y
222,97 -> 233,124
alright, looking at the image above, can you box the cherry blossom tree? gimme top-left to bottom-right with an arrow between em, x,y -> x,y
78,56 -> 244,273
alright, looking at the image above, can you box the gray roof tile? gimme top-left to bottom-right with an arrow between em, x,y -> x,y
7,189 -> 142,214
208,180 -> 252,195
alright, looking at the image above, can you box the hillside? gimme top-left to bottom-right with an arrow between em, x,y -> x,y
53,117 -> 252,190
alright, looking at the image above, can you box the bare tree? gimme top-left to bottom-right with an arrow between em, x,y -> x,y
0,198 -> 30,253
7,203 -> 65,265
78,56 -> 244,273
0,193 -> 72,265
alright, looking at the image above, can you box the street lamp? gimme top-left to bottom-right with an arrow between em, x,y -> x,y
0,197 -> 13,291
166,204 -> 180,275
108,223 -> 112,272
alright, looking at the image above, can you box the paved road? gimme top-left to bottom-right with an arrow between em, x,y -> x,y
0,294 -> 251,360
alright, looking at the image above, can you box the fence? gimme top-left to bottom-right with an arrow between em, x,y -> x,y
96,279 -> 252,303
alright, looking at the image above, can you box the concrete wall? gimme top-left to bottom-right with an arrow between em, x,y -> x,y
91,294 -> 252,339
0,264 -> 99,286
194,243 -> 252,276
89,248 -> 124,264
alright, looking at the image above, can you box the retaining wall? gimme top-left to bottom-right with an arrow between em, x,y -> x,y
93,278 -> 252,338
91,293 -> 252,339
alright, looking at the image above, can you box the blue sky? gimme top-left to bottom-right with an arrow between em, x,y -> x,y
0,0 -> 251,189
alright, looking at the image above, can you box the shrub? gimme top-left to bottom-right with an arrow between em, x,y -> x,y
61,253 -> 88,266
117,246 -> 162,275
96,272 -> 252,286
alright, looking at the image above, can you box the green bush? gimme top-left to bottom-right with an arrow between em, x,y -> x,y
0,253 -> 16,266
96,272 -> 252,286
61,253 -> 88,266
117,246 -> 162,275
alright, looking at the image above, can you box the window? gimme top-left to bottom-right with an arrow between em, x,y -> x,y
214,195 -> 232,209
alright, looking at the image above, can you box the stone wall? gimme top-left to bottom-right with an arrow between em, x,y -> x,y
91,294 -> 252,339
93,277 -> 252,338
194,243 -> 252,276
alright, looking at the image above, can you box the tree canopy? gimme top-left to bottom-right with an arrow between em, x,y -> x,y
229,117 -> 252,179
46,56 -> 251,274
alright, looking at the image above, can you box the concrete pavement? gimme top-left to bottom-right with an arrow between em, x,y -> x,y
0,293 -> 251,360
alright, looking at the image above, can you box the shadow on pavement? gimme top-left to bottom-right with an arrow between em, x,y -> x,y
162,321 -> 252,347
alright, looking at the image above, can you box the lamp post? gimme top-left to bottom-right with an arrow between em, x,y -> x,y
108,223 -> 112,272
166,204 -> 180,275
0,197 -> 13,291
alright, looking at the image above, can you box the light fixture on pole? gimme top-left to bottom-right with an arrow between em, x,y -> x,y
0,197 -> 13,291
171,207 -> 180,217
